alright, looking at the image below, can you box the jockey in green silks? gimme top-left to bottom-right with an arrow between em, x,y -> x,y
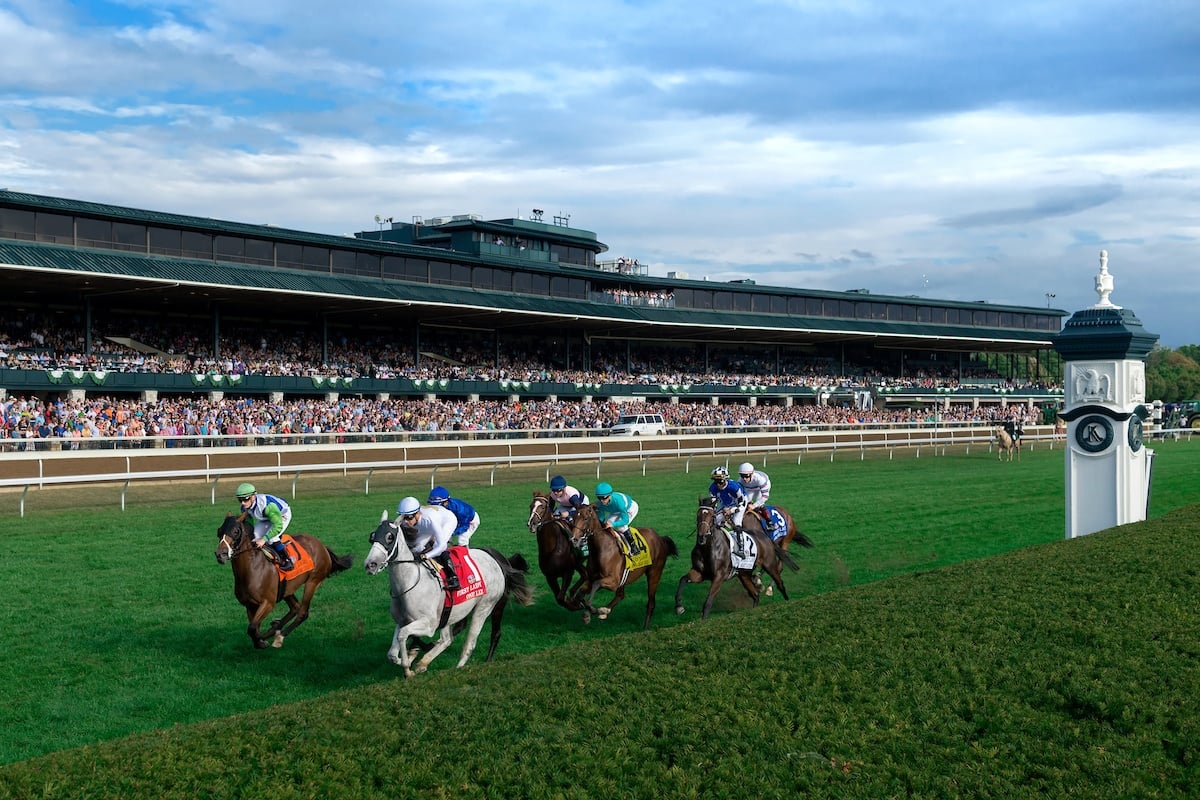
237,482 -> 294,570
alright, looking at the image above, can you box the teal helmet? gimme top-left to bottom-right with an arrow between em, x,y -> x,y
595,482 -> 613,499
236,483 -> 256,500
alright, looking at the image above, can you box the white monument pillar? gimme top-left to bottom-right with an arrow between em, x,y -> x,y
1052,251 -> 1159,538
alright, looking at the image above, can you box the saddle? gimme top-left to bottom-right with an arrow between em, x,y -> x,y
272,535 -> 314,579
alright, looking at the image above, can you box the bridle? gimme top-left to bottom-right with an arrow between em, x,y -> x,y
528,494 -> 552,533
368,520 -> 428,596
217,516 -> 259,561
695,502 -> 717,545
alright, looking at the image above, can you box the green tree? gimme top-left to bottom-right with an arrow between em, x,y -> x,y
1146,345 -> 1200,401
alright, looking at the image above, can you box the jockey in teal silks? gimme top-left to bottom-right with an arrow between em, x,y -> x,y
237,482 -> 294,570
593,482 -> 641,556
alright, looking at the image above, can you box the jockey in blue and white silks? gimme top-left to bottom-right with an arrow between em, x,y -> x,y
427,486 -> 479,548
708,466 -> 748,530
594,482 -> 641,555
548,475 -> 588,520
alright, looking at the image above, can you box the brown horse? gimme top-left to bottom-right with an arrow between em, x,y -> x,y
527,491 -> 589,610
214,512 -> 353,649
741,502 -> 813,551
568,503 -> 678,629
994,426 -> 1018,461
675,496 -> 800,619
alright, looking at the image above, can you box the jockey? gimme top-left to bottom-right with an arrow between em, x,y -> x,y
709,466 -> 749,557
397,495 -> 460,590
237,482 -> 294,570
548,475 -> 588,520
427,486 -> 479,548
593,482 -> 641,556
737,462 -> 778,539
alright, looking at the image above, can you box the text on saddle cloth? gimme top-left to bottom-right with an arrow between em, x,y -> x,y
444,546 -> 488,603
622,528 -> 653,570
725,530 -> 758,570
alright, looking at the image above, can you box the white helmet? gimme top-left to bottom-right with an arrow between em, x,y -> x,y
738,462 -> 755,478
397,496 -> 421,516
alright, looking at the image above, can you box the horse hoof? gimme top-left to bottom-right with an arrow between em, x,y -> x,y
272,634 -> 285,648
765,586 -> 774,597
598,608 -> 610,620
675,605 -> 685,615
388,654 -> 402,665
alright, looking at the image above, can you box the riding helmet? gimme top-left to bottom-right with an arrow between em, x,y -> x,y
711,466 -> 729,481
397,496 -> 421,516
549,475 -> 567,492
236,482 -> 256,500
738,462 -> 755,478
428,486 -> 450,504
595,482 -> 613,499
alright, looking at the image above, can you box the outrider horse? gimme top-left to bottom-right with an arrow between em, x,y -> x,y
675,496 -> 800,619
568,503 -> 678,629
527,491 -> 588,610
215,512 -> 353,649
363,511 -> 535,678
994,426 -> 1018,461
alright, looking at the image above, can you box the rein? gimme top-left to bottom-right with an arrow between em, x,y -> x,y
528,496 -> 551,533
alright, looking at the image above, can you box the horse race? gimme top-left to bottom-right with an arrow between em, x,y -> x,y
5,17 -> 1200,791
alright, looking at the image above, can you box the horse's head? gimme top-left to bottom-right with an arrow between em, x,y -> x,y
364,510 -> 411,576
696,496 -> 718,544
528,491 -> 552,533
215,512 -> 253,564
568,502 -> 598,548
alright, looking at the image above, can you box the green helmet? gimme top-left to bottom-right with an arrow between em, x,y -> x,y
236,483 -> 257,500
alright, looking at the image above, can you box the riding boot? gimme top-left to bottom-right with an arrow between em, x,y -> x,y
272,540 -> 294,571
436,552 -> 460,590
732,527 -> 746,558
621,529 -> 638,556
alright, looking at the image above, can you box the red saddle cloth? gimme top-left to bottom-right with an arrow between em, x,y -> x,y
276,534 -> 315,580
445,545 -> 487,603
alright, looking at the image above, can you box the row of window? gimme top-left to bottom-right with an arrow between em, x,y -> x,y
0,206 -> 1058,333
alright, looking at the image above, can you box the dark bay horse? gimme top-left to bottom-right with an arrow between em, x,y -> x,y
740,501 -> 814,595
527,491 -> 588,610
675,496 -> 800,619
568,503 -> 678,629
215,512 -> 353,649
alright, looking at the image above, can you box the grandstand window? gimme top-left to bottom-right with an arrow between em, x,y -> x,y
787,297 -> 805,315
381,255 -> 405,278
732,292 -> 751,312
430,261 -> 452,285
805,297 -> 823,316
404,258 -> 428,281
770,296 -> 787,314
276,241 -> 302,269
451,263 -> 472,286
568,277 -> 586,299
674,288 -> 693,308
492,268 -> 512,292
927,306 -> 947,324
945,308 -> 961,325
838,300 -> 856,318
330,249 -> 356,275
550,275 -> 570,297
215,235 -> 245,261
76,217 -> 113,248
182,230 -> 214,260
244,238 -> 273,266
1000,311 -> 1015,328
693,290 -> 712,310
149,226 -> 181,256
113,222 -> 147,252
529,273 -> 549,295
751,293 -> 770,313
714,292 -> 733,311
302,246 -> 330,271
35,212 -> 73,244
512,271 -> 531,293
0,207 -> 35,239
355,251 -> 380,276
473,266 -> 494,290
901,305 -> 917,322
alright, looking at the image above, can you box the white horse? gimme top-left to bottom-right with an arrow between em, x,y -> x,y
363,511 -> 534,678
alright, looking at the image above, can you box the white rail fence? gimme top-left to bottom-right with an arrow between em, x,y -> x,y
0,424 -> 1103,516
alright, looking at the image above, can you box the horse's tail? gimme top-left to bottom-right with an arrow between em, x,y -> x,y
773,542 -> 801,571
507,552 -> 531,574
327,548 -> 354,574
661,536 -> 680,559
502,556 -> 536,607
792,531 -> 815,549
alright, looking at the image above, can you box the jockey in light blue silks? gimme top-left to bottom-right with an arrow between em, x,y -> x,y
593,482 -> 641,556
237,482 -> 294,570
709,465 -> 749,557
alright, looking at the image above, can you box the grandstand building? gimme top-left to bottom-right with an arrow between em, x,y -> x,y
0,189 -> 1065,410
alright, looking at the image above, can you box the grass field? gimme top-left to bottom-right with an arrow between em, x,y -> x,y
1,439 -> 1198,793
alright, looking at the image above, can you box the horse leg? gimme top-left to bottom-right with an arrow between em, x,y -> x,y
245,600 -> 275,649
762,559 -> 790,600
413,625 -> 457,675
598,585 -> 626,621
700,576 -> 724,620
481,596 -> 509,662
275,576 -> 323,647
736,572 -> 762,606
674,568 -> 703,615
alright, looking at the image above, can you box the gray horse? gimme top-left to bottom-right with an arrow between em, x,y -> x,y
363,511 -> 534,677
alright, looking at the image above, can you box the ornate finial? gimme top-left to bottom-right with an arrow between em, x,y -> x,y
1093,249 -> 1117,308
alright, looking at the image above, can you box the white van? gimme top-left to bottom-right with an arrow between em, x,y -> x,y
609,412 -> 667,436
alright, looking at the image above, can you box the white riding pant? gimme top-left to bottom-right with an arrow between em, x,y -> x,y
252,510 -> 292,544
456,512 -> 481,548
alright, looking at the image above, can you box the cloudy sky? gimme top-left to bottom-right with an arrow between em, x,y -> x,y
2,0 -> 1198,345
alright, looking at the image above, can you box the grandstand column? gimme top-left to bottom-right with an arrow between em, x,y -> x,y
710,396 -> 719,406
210,391 -> 224,401
270,392 -> 284,403
748,396 -> 758,407
508,394 -> 519,403
378,393 -> 390,401
545,395 -> 556,402
468,394 -> 480,402
325,393 -> 338,402
669,395 -> 679,404
1052,251 -> 1158,539
424,394 -> 437,403
68,389 -> 86,402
